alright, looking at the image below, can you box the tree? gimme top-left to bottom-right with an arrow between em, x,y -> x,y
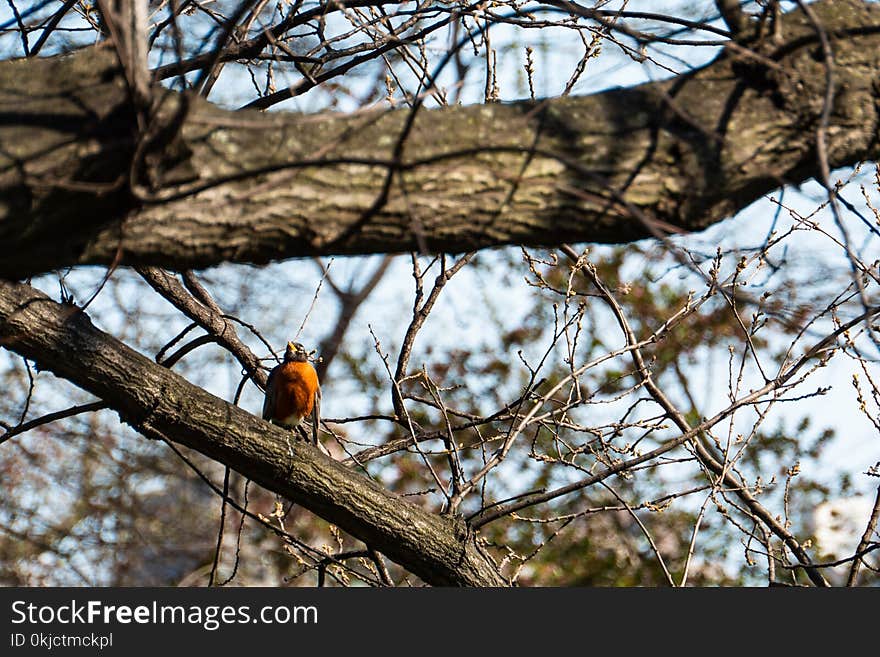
0,0 -> 878,586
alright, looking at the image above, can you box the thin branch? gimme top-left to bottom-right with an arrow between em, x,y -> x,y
208,466 -> 232,586
846,485 -> 880,586
1,401 -> 108,447
715,0 -> 749,38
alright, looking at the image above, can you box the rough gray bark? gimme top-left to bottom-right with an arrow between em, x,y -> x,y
1,0 -> 879,587
0,279 -> 507,586
0,0 -> 878,280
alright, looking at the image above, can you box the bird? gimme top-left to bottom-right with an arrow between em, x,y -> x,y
262,341 -> 321,445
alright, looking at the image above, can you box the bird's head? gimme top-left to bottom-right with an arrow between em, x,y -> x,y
284,341 -> 310,363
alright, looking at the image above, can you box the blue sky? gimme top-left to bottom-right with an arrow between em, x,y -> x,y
1,0 -> 877,582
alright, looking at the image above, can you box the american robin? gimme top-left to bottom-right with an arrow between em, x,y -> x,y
262,341 -> 320,445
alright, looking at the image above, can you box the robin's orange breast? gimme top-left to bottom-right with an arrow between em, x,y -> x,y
271,361 -> 319,427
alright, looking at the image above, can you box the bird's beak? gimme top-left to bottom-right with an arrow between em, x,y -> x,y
287,341 -> 296,351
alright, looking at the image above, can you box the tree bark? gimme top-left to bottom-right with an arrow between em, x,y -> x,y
0,280 -> 507,586
0,0 -> 878,279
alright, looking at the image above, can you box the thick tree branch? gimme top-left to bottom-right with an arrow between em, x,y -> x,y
0,1 -> 878,281
0,280 -> 507,586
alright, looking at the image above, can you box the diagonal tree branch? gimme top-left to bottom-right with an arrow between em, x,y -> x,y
137,266 -> 267,387
0,279 -> 507,586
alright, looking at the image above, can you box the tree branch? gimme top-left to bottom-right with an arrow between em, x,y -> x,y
0,280 -> 507,586
715,0 -> 750,38
1,0 -> 878,279
137,266 -> 267,387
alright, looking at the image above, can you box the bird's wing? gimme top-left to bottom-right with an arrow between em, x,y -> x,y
261,367 -> 278,421
310,384 -> 321,445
